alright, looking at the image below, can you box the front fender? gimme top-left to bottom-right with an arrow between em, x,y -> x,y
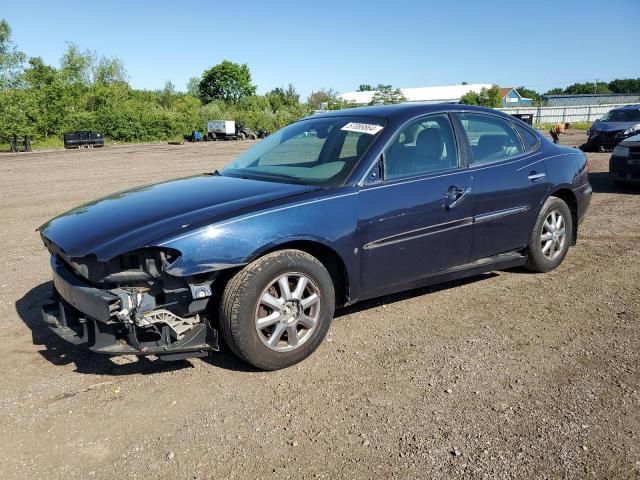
156,189 -> 360,279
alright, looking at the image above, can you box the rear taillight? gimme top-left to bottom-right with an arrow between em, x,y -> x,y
586,157 -> 590,173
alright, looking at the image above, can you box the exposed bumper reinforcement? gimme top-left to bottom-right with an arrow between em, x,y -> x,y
41,299 -> 218,361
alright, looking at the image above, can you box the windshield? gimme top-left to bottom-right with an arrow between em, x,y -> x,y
600,109 -> 640,122
221,116 -> 385,186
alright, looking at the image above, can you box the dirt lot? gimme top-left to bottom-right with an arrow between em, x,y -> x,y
0,133 -> 638,479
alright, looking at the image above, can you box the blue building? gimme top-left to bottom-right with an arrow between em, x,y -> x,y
500,87 -> 533,107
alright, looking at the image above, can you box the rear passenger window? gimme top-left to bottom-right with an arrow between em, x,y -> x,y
459,113 -> 524,165
515,124 -> 540,150
384,114 -> 459,180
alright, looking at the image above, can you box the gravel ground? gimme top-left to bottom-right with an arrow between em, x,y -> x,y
0,133 -> 638,479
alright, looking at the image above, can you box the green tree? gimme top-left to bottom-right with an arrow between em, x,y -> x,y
159,80 -> 176,109
186,76 -> 200,97
198,60 -> 256,103
19,57 -> 67,138
516,86 -> 540,102
564,81 -> 612,95
544,88 -> 564,96
307,88 -> 338,109
358,84 -> 373,91
93,56 -> 127,85
0,19 -> 26,91
460,85 -> 502,108
369,84 -> 406,105
23,56 -> 56,88
607,78 -> 640,94
267,83 -> 300,110
59,42 -> 94,85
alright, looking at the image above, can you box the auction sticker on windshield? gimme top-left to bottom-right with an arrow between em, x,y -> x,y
341,122 -> 384,135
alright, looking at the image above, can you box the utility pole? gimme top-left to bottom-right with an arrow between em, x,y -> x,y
594,79 -> 598,94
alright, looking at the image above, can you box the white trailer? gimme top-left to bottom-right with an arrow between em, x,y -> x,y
207,120 -> 237,140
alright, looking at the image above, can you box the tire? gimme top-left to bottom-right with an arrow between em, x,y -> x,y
524,197 -> 573,273
220,249 -> 335,370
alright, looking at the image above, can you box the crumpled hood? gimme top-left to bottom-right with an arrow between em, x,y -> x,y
592,121 -> 638,133
39,174 -> 318,260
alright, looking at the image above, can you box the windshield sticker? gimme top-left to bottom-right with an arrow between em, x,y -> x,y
340,122 -> 384,135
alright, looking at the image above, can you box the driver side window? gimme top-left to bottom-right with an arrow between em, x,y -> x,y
384,114 -> 459,180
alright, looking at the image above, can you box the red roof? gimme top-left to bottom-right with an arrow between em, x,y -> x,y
499,87 -> 515,98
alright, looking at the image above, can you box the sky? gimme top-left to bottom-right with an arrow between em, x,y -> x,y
2,0 -> 639,98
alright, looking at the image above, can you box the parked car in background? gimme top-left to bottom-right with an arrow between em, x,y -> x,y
39,104 -> 591,370
581,105 -> 640,151
610,133 -> 640,185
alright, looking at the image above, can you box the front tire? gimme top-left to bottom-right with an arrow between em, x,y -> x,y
219,249 -> 335,370
524,197 -> 573,272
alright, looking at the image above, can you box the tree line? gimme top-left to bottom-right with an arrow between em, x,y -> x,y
1,18 -> 638,144
0,20 -> 354,144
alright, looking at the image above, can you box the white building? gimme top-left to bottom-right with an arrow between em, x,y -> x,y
338,83 -> 494,105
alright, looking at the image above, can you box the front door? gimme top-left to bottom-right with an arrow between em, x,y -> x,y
358,113 -> 474,297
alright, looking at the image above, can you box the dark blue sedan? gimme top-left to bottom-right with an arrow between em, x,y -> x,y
39,104 -> 592,369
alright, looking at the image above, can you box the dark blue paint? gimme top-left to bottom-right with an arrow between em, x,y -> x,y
40,104 -> 592,305
358,170 -> 473,295
469,153 -> 550,259
39,175 -> 318,260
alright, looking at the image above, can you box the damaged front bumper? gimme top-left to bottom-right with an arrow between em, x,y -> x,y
42,256 -> 218,361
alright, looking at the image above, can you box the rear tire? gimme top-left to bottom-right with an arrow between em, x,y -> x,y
524,197 -> 573,273
219,249 -> 335,370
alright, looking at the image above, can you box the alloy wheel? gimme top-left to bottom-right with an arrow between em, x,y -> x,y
540,209 -> 567,261
255,273 -> 321,352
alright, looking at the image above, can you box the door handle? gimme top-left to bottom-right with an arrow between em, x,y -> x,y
445,186 -> 472,209
527,172 -> 546,182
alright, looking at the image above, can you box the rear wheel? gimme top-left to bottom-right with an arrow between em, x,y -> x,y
219,249 -> 335,370
524,197 -> 573,272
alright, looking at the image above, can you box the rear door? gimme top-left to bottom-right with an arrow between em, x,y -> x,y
358,113 -> 474,296
454,113 -> 550,260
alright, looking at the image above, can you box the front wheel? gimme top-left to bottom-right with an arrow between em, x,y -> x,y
524,197 -> 573,272
219,249 -> 335,370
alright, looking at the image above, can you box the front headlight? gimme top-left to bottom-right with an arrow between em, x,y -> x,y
622,124 -> 640,136
613,145 -> 629,158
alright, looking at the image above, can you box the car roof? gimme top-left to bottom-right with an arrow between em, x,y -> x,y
311,103 -> 512,122
612,104 -> 640,111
